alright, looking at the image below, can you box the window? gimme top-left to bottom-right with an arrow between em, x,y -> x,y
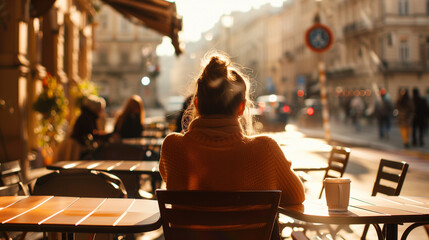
398,0 -> 409,15
426,37 -> 429,62
387,33 -> 393,46
399,40 -> 409,62
120,51 -> 129,64
120,17 -> 131,33
100,15 -> 108,30
427,0 -> 429,15
98,50 -> 108,65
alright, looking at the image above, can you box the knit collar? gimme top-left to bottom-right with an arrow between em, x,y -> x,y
186,116 -> 244,143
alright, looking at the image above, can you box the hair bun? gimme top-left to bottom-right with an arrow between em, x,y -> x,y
201,56 -> 230,82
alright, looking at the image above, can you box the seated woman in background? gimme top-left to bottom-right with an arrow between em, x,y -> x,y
54,95 -> 106,161
159,51 -> 305,240
113,95 -> 145,139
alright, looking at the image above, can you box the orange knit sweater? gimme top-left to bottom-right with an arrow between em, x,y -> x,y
159,116 -> 305,206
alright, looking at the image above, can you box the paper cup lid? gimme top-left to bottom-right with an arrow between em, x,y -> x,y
324,178 -> 351,183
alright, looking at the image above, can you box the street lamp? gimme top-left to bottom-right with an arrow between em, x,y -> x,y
221,15 -> 234,53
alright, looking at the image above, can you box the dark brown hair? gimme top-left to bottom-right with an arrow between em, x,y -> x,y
196,56 -> 246,116
115,95 -> 145,132
184,52 -> 254,135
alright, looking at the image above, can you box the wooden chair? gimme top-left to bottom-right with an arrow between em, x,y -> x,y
318,146 -> 351,198
361,159 -> 409,240
0,162 -> 32,240
32,169 -> 127,198
0,182 -> 20,196
0,159 -> 30,196
156,190 -> 281,240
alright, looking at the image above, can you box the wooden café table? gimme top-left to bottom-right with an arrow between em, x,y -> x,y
121,137 -> 164,148
279,195 -> 429,240
0,195 -> 161,234
47,160 -> 159,174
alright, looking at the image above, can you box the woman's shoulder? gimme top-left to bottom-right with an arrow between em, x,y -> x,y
163,132 -> 185,144
246,134 -> 279,146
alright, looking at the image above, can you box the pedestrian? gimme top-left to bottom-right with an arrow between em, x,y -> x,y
159,51 -> 305,240
411,88 -> 428,146
112,95 -> 145,139
375,89 -> 393,139
395,88 -> 414,148
350,93 -> 365,131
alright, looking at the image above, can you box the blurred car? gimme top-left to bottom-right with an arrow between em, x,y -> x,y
297,98 -> 323,127
254,94 -> 291,131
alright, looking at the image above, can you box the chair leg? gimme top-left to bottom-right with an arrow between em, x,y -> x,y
17,232 -> 27,240
2,231 -> 10,240
361,224 -> 370,240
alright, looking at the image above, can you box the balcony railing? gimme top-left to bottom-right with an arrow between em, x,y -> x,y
326,68 -> 355,79
382,61 -> 429,72
343,21 -> 372,36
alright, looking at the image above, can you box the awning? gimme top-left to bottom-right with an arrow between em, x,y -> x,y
102,0 -> 182,56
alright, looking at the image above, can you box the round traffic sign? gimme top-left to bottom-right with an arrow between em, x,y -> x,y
305,23 -> 333,53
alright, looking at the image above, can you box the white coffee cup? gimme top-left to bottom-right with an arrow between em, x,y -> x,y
324,178 -> 351,212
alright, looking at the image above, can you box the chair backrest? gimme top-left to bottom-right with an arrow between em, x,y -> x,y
86,142 -> 145,160
0,160 -> 30,196
143,122 -> 171,138
0,182 -> 21,196
32,169 -> 127,198
319,146 -> 351,198
372,159 -> 408,196
156,190 -> 281,240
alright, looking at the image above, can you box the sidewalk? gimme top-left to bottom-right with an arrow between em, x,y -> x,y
294,118 -> 429,156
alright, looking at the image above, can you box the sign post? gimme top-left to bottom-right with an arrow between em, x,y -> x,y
305,21 -> 333,142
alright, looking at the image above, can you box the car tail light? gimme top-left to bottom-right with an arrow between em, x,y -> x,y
282,105 -> 290,113
306,107 -> 315,116
258,102 -> 266,113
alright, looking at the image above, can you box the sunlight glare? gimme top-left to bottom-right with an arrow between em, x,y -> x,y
270,0 -> 284,7
156,37 -> 175,56
175,0 -> 287,42
285,124 -> 297,132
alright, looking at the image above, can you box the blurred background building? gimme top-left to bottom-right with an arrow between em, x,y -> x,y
91,4 -> 163,114
160,0 -> 429,118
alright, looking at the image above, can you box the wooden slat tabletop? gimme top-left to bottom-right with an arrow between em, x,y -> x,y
280,196 -> 429,225
0,196 -> 161,233
47,160 -> 159,174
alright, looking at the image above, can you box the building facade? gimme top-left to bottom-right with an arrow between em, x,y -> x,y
92,5 -> 163,113
0,0 -> 95,176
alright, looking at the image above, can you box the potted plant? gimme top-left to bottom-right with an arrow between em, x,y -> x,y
33,74 -> 68,165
